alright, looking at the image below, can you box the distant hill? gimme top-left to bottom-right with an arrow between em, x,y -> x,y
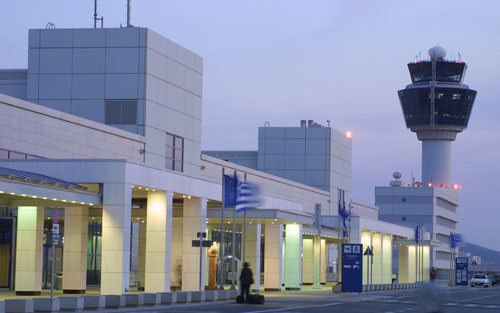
462,242 -> 500,265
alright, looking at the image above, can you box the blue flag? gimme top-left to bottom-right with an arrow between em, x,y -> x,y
450,233 -> 464,249
415,225 -> 420,243
235,181 -> 262,213
223,174 -> 238,208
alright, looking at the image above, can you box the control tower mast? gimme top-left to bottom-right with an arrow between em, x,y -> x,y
398,46 -> 477,186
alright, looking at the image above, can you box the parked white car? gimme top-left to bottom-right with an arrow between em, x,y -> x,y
470,273 -> 490,287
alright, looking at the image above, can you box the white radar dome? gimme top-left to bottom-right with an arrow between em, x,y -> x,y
393,171 -> 402,180
428,45 -> 447,60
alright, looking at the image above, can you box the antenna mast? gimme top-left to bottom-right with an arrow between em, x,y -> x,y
127,0 -> 131,27
94,0 -> 104,28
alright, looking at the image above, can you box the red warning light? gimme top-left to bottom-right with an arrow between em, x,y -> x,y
346,131 -> 352,139
428,183 -> 432,188
453,184 -> 459,190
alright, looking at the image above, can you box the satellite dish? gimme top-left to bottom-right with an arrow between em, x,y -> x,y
393,172 -> 402,180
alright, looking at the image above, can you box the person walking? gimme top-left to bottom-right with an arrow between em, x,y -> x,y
240,262 -> 254,303
430,267 -> 436,283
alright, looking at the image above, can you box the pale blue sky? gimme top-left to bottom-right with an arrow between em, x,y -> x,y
1,0 -> 499,250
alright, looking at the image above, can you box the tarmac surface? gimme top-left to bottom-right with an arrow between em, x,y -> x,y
76,284 -> 500,313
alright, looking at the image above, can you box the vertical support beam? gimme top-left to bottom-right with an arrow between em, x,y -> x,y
361,230 -> 371,285
284,224 -> 302,290
137,221 -> 146,290
320,239 -> 327,284
423,246 -> 430,281
302,238 -> 313,285
409,245 -> 416,283
372,232 -> 382,284
398,245 -> 410,283
312,236 -> 321,288
245,223 -> 261,292
170,217 -> 183,289
264,223 -> 283,291
182,197 -> 207,291
15,206 -> 43,295
62,207 -> 88,293
382,234 -> 392,284
101,183 -> 132,295
145,190 -> 172,292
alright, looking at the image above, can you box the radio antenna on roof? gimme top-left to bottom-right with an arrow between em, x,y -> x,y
93,0 -> 104,28
127,0 -> 131,27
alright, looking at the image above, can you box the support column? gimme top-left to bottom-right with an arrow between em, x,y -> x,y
423,246 -> 430,281
320,239 -> 326,284
372,232 -> 382,284
145,190 -> 172,292
101,183 -> 132,295
302,238 -> 313,285
382,234 -> 392,284
398,245 -> 416,283
170,217 -> 183,289
137,222 -> 146,290
62,207 -> 88,294
182,197 -> 207,291
361,230 -> 371,285
15,206 -> 44,295
264,223 -> 283,291
284,224 -> 302,290
245,223 -> 261,292
313,236 -> 321,288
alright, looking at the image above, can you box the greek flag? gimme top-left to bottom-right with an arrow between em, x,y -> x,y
235,181 -> 262,213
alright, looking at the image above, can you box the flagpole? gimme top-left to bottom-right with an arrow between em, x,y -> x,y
219,168 -> 225,290
231,170 -> 237,290
242,173 -> 247,264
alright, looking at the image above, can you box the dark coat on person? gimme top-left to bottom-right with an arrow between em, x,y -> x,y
240,267 -> 254,286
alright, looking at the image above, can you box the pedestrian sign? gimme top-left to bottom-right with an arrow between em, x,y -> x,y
455,257 -> 468,286
341,243 -> 363,293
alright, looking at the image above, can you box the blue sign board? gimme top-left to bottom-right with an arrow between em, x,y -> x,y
455,257 -> 468,286
341,243 -> 363,292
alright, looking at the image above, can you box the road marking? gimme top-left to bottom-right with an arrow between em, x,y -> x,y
245,302 -> 341,313
463,304 -> 479,307
486,305 -> 500,309
454,293 -> 499,303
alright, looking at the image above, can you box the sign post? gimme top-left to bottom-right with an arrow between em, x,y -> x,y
192,232 -> 212,291
342,243 -> 363,292
455,257 -> 468,286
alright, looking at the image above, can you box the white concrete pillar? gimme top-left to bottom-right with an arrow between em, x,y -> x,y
62,207 -> 88,294
302,238 -> 313,285
320,239 -> 326,284
284,224 -> 302,290
182,197 -> 207,291
313,236 -> 321,288
101,183 -> 132,295
145,190 -> 173,292
264,223 -> 283,291
382,234 -> 392,284
361,230 -> 371,285
398,245 -> 416,283
372,232 -> 382,284
245,223 -> 261,292
15,206 -> 44,295
423,246 -> 430,281
171,217 -> 183,289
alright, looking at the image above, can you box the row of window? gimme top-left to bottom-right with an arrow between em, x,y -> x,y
0,148 -> 43,160
408,61 -> 466,84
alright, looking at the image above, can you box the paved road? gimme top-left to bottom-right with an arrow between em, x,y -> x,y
82,285 -> 500,313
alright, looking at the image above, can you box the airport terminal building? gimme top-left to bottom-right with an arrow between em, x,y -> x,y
0,27 -> 431,295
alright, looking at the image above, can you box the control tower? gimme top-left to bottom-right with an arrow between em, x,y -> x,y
398,46 -> 477,186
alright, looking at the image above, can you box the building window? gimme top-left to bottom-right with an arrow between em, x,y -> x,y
166,133 -> 183,172
402,216 -> 407,221
0,148 -> 43,160
402,197 -> 407,202
105,100 -> 137,125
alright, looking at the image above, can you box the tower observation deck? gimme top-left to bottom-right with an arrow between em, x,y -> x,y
398,45 -> 477,187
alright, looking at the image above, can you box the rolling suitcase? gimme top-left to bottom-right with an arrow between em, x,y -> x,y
236,295 -> 245,304
247,293 -> 265,304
